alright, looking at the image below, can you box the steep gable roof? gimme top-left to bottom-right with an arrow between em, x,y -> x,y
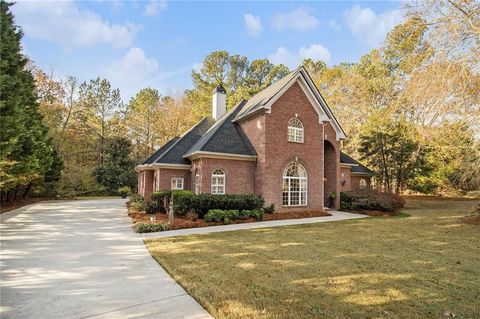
234,66 -> 347,140
184,101 -> 256,158
153,117 -> 215,165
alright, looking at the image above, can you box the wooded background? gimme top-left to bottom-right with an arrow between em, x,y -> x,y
1,0 -> 479,201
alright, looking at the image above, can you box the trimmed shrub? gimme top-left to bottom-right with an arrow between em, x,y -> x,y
264,203 -> 275,214
250,208 -> 264,220
204,209 -> 226,223
152,190 -> 171,213
340,189 -> 405,212
118,186 -> 132,197
145,201 -> 157,215
130,200 -> 146,212
133,223 -> 169,233
174,193 -> 264,218
129,193 -> 144,203
205,208 -> 263,223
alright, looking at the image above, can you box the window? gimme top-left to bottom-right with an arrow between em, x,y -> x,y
211,169 -> 225,194
171,178 -> 184,190
288,118 -> 304,143
359,178 -> 367,189
194,169 -> 201,194
282,162 -> 307,206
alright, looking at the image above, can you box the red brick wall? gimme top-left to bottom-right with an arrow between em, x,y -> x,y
240,115 -> 266,195
340,167 -> 352,192
192,158 -> 255,194
157,169 -> 191,191
262,82 -> 326,212
139,170 -> 154,201
351,175 -> 371,191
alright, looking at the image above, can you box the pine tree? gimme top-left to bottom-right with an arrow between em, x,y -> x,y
0,1 -> 63,201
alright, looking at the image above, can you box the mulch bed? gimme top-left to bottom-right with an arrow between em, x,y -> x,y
127,203 -> 330,231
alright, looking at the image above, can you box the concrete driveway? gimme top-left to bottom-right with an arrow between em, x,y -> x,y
0,199 -> 211,319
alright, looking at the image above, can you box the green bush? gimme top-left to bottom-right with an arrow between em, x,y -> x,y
264,203 -> 275,214
129,193 -> 144,203
174,193 -> 264,218
130,200 -> 146,212
250,208 -> 264,220
205,208 -> 263,223
145,201 -> 157,215
204,209 -> 226,222
340,189 -> 405,212
133,223 -> 169,233
152,190 -> 172,213
118,186 -> 132,196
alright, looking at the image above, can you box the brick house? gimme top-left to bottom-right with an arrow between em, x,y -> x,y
135,67 -> 373,211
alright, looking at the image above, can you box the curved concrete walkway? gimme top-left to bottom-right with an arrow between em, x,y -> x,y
0,199 -> 211,319
141,210 -> 368,239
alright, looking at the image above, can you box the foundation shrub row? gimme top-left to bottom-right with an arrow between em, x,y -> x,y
340,189 -> 405,212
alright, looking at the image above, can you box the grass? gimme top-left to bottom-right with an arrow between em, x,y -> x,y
145,199 -> 480,319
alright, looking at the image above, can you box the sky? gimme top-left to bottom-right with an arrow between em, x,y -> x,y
13,0 -> 405,101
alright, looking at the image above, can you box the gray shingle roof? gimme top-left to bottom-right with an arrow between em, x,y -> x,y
185,101 -> 256,157
154,118 -> 215,165
142,137 -> 180,165
340,152 -> 373,175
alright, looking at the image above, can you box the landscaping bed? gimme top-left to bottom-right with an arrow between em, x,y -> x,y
127,202 -> 329,232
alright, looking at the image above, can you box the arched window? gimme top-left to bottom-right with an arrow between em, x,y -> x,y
194,169 -> 200,194
282,162 -> 307,206
211,169 -> 225,194
288,118 -> 304,143
359,178 -> 367,189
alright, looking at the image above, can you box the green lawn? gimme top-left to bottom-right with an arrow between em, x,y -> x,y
145,199 -> 480,319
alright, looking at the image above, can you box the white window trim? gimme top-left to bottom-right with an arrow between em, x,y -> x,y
287,118 -> 304,143
282,162 -> 308,207
211,169 -> 226,195
171,177 -> 184,190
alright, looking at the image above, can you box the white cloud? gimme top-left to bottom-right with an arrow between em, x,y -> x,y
328,19 -> 341,31
244,14 -> 263,37
268,44 -> 331,69
344,5 -> 402,47
13,1 -> 141,49
144,0 -> 168,17
106,47 -> 159,99
272,8 -> 319,31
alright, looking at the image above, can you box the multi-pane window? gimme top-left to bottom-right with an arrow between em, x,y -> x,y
211,169 -> 225,194
171,177 -> 184,190
282,162 -> 307,206
287,118 -> 304,143
194,169 -> 200,194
